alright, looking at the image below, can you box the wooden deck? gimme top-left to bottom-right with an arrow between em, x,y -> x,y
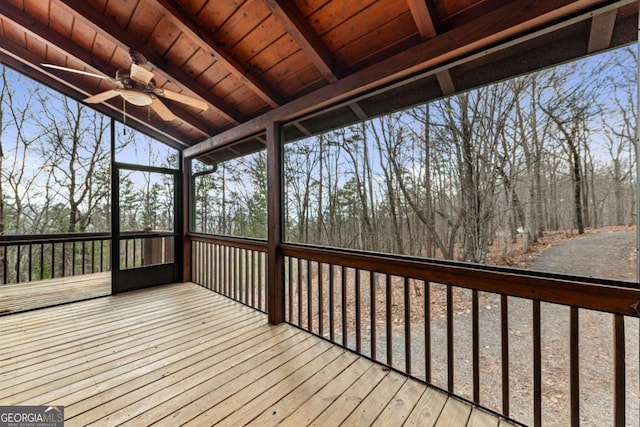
0,282 -> 514,426
0,272 -> 111,315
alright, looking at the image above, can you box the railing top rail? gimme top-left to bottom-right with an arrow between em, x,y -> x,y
120,230 -> 177,239
0,232 -> 111,246
189,232 -> 268,252
281,243 -> 640,318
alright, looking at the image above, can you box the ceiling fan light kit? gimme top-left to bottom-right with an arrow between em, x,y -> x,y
121,89 -> 152,107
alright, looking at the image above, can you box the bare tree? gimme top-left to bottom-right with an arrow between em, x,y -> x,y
433,85 -> 513,263
0,68 -> 42,235
602,46 -> 637,225
284,141 -> 320,242
539,66 -> 599,235
37,94 -> 110,232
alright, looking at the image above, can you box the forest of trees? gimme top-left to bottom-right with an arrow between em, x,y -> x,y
2,43 -> 638,273
282,46 -> 637,262
194,45 -> 638,268
193,152 -> 267,239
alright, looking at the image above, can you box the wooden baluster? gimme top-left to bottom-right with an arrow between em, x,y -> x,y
570,306 -> 579,426
447,285 -> 454,392
386,274 -> 393,367
355,269 -> 361,353
533,300 -> 541,427
329,264 -> 335,341
342,266 -> 348,347
404,277 -> 411,375
613,314 -> 625,426
473,289 -> 479,403
318,262 -> 324,337
501,294 -> 510,417
425,280 -> 431,383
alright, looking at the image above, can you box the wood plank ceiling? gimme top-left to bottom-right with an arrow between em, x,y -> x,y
0,0 -> 637,154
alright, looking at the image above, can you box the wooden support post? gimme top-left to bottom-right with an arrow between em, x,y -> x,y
267,121 -> 285,324
181,155 -> 192,282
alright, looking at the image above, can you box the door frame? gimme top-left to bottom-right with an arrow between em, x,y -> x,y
111,161 -> 182,293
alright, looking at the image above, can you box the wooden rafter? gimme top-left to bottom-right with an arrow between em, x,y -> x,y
349,103 -> 369,121
435,70 -> 456,95
53,0 -> 243,127
263,0 -> 342,83
262,1 -> 371,121
588,9 -> 618,53
292,122 -> 312,136
407,0 -> 439,39
0,3 -> 105,83
151,0 -> 281,108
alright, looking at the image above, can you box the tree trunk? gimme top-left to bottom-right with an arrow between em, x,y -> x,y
568,139 -> 585,234
423,105 -> 435,258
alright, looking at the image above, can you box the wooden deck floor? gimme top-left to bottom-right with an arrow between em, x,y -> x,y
0,282 -> 514,426
0,272 -> 111,315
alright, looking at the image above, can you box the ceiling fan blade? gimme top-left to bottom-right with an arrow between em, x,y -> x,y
84,89 -> 121,104
130,63 -> 154,85
156,89 -> 208,111
41,63 -> 110,81
150,97 -> 176,121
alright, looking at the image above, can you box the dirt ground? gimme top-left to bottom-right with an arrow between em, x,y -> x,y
286,225 -> 640,426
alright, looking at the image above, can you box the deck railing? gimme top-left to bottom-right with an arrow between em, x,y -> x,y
281,244 -> 640,427
0,232 -> 111,285
119,231 -> 175,269
190,233 -> 267,313
191,236 -> 640,427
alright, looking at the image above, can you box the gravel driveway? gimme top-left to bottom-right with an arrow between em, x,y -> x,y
526,230 -> 638,426
532,230 -> 636,281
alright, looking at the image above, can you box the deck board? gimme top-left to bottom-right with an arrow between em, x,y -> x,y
0,282 -> 509,426
404,388 -> 449,426
0,272 -> 111,315
235,349 -> 359,427
341,370 -> 407,425
275,356 -> 372,426
373,377 -> 431,426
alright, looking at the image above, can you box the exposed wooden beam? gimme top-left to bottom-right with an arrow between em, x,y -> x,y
588,9 -> 618,53
263,0 -> 342,83
349,102 -> 369,121
185,0 -> 624,159
407,0 -> 439,39
53,0 -> 244,126
0,3 -> 105,81
263,1 -> 368,126
0,39 -> 189,149
292,122 -> 312,137
151,0 -> 281,108
435,70 -> 456,95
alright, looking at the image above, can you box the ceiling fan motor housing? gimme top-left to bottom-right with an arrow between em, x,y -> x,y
115,69 -> 155,91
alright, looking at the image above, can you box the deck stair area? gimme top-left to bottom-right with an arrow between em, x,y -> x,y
0,282 -> 514,426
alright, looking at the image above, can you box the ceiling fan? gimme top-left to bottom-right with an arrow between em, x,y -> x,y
41,50 -> 208,121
